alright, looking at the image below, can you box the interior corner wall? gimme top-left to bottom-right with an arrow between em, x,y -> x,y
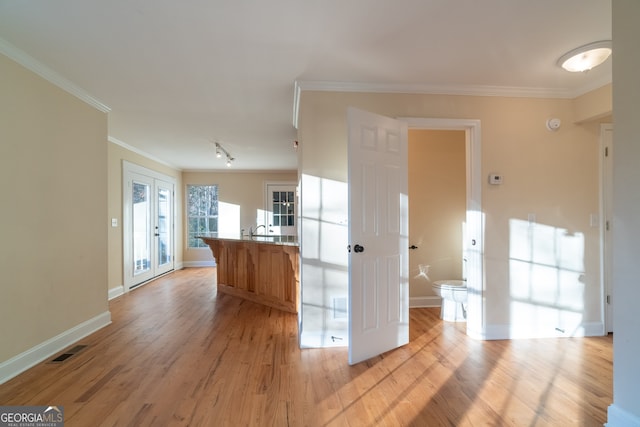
608,1 -> 640,425
0,53 -> 109,366
297,89 -> 605,346
572,83 -> 612,123
107,142 -> 183,295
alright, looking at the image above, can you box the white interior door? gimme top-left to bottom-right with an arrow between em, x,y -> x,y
123,162 -> 175,290
602,124 -> 613,332
348,107 -> 409,365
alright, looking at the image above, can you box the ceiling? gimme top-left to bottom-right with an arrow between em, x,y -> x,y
0,1 -> 611,171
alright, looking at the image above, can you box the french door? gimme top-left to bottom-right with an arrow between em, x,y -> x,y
264,182 -> 297,236
123,162 -> 175,290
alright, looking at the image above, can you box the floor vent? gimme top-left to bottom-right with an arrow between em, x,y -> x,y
49,345 -> 88,363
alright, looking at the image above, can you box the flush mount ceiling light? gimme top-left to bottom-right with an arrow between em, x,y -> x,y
557,41 -> 612,72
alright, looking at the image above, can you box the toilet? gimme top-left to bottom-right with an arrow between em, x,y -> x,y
432,280 -> 467,322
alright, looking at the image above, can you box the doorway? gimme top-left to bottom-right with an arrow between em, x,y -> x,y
346,110 -> 484,364
123,161 -> 176,290
402,118 -> 484,339
408,129 -> 466,306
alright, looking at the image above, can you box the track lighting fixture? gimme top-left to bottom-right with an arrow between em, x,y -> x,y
215,142 -> 234,167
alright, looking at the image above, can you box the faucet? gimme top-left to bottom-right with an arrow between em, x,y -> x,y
249,224 -> 266,237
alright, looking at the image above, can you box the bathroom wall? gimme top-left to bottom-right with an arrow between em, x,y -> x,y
408,130 -> 466,302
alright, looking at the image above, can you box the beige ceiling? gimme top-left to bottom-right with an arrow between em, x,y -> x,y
0,1 -> 611,171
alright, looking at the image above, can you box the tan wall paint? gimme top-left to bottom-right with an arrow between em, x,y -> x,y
0,54 -> 108,361
573,83 -> 612,123
107,142 -> 183,293
182,171 -> 297,264
298,89 -> 606,337
408,130 -> 466,298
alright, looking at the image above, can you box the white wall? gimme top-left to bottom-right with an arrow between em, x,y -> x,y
608,1 -> 640,425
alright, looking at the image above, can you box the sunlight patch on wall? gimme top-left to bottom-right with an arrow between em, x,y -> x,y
509,219 -> 586,338
218,201 -> 241,238
300,174 -> 349,348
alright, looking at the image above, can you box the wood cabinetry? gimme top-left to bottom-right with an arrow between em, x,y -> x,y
199,237 -> 299,313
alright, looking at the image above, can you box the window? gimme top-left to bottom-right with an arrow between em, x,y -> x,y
272,190 -> 295,227
187,184 -> 218,248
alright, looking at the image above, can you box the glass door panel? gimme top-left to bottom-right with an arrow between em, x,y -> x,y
265,183 -> 297,236
132,180 -> 152,277
155,180 -> 174,275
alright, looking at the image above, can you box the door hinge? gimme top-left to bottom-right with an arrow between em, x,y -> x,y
607,295 -> 611,304
605,146 -> 609,157
606,220 -> 610,231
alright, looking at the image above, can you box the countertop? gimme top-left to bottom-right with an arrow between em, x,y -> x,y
197,234 -> 299,247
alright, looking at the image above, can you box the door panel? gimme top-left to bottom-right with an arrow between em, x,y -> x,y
131,174 -> 154,284
156,179 -> 174,275
124,163 -> 175,290
602,125 -> 613,332
265,183 -> 297,236
348,107 -> 409,365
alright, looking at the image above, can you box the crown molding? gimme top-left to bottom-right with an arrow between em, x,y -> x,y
0,37 -> 111,113
293,77 -> 612,129
294,79 -> 609,99
108,136 -> 182,171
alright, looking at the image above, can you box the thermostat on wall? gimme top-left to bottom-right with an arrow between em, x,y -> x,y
488,174 -> 503,185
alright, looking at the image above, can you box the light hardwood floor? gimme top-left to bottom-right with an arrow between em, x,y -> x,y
0,268 -> 612,426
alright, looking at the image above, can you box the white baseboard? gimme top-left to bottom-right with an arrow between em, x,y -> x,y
410,296 -> 441,308
607,404 -> 640,427
182,261 -> 216,268
0,311 -> 112,385
483,321 -> 606,340
108,285 -> 124,300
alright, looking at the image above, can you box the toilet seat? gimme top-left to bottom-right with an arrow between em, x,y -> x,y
432,280 -> 466,290
432,280 -> 468,321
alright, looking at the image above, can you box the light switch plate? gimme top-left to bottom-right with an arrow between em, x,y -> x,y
488,174 -> 503,185
111,218 -> 118,227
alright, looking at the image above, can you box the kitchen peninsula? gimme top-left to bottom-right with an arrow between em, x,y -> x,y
199,236 -> 299,313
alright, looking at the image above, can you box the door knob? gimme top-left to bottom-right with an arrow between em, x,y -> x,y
353,244 -> 364,253
409,245 -> 418,250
